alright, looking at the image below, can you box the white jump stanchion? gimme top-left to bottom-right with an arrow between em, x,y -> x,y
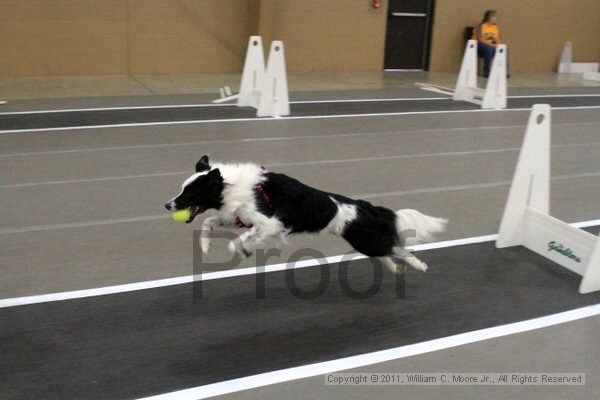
496,104 -> 600,294
213,36 -> 290,117
237,36 -> 266,108
257,41 -> 290,118
496,104 -> 551,247
558,42 -> 599,74
582,71 -> 600,82
481,45 -> 507,109
453,40 -> 478,103
453,40 -> 507,109
558,41 -> 572,73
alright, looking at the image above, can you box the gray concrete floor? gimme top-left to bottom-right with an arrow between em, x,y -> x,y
215,315 -> 600,400
0,71 -> 599,101
1,95 -> 599,298
0,85 -> 599,399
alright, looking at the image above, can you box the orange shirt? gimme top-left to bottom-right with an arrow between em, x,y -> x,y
473,22 -> 501,44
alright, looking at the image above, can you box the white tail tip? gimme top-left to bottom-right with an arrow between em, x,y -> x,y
396,209 -> 448,245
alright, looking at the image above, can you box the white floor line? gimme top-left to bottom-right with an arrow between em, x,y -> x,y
1,219 -> 599,308
0,172 -> 188,189
571,219 -> 600,229
2,120 -> 599,159
0,103 -> 237,115
416,88 -> 600,100
359,171 -> 600,200
137,304 -> 600,400
0,124 -> 518,158
2,172 -> 599,235
417,82 -> 600,99
0,234 -> 492,308
291,97 -> 446,104
0,97 -> 449,116
415,82 -> 454,91
1,93 -> 597,116
4,142 -> 600,190
510,94 -> 600,99
2,105 -> 600,135
0,214 -> 169,235
417,85 -> 455,96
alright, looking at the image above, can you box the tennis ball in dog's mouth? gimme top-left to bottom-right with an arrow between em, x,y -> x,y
172,208 -> 191,223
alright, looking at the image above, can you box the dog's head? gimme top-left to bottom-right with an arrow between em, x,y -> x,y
164,155 -> 224,223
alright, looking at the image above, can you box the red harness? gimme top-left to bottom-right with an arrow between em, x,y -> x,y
235,181 -> 272,229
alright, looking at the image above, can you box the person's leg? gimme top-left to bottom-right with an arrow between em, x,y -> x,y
506,47 -> 510,78
477,42 -> 495,78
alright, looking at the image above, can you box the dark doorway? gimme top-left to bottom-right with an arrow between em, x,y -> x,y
384,0 -> 435,70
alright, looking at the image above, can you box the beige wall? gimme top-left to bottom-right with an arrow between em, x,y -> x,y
269,0 -> 387,72
0,0 -> 386,76
430,0 -> 600,72
1,0 -> 128,76
0,0 -> 254,76
1,0 -> 598,76
128,0 -> 254,74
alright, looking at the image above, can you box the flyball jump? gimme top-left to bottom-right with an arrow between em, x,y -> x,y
453,40 -> 507,109
416,39 -> 507,109
496,104 -> 600,294
214,36 -> 290,118
558,41 -> 599,75
558,41 -> 600,82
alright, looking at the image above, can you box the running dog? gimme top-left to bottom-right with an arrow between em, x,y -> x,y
165,155 -> 447,272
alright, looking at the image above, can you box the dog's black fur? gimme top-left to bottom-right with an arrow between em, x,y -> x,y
257,172 -> 399,257
166,156 -> 447,272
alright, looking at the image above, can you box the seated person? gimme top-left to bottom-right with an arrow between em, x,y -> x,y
473,10 -> 502,78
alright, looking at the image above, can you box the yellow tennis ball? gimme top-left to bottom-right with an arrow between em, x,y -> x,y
172,208 -> 191,223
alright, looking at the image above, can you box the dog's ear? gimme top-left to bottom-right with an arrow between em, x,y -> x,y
205,168 -> 222,185
206,168 -> 220,178
196,155 -> 210,172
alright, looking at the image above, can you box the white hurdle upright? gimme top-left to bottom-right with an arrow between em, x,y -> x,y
558,42 -> 599,74
213,36 -> 290,117
496,104 -> 600,294
453,40 -> 507,109
237,36 -> 266,108
257,41 -> 290,118
582,71 -> 600,82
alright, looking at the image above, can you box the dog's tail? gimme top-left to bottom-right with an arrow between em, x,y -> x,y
395,209 -> 448,245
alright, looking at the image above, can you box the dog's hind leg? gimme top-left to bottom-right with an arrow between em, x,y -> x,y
228,228 -> 255,257
393,246 -> 428,272
228,223 -> 284,257
378,257 -> 406,274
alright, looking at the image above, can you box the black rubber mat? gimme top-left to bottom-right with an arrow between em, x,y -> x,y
1,96 -> 599,131
1,231 -> 599,399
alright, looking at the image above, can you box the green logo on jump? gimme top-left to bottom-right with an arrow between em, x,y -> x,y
547,241 -> 581,263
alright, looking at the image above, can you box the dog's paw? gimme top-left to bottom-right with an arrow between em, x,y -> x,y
227,240 -> 237,254
228,240 -> 253,258
415,261 -> 428,272
201,237 -> 211,254
242,248 -> 253,258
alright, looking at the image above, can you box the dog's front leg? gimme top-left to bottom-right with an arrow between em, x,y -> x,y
200,216 -> 222,254
229,224 -> 278,258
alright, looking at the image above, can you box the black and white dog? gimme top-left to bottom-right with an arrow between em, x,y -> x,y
165,155 -> 447,272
